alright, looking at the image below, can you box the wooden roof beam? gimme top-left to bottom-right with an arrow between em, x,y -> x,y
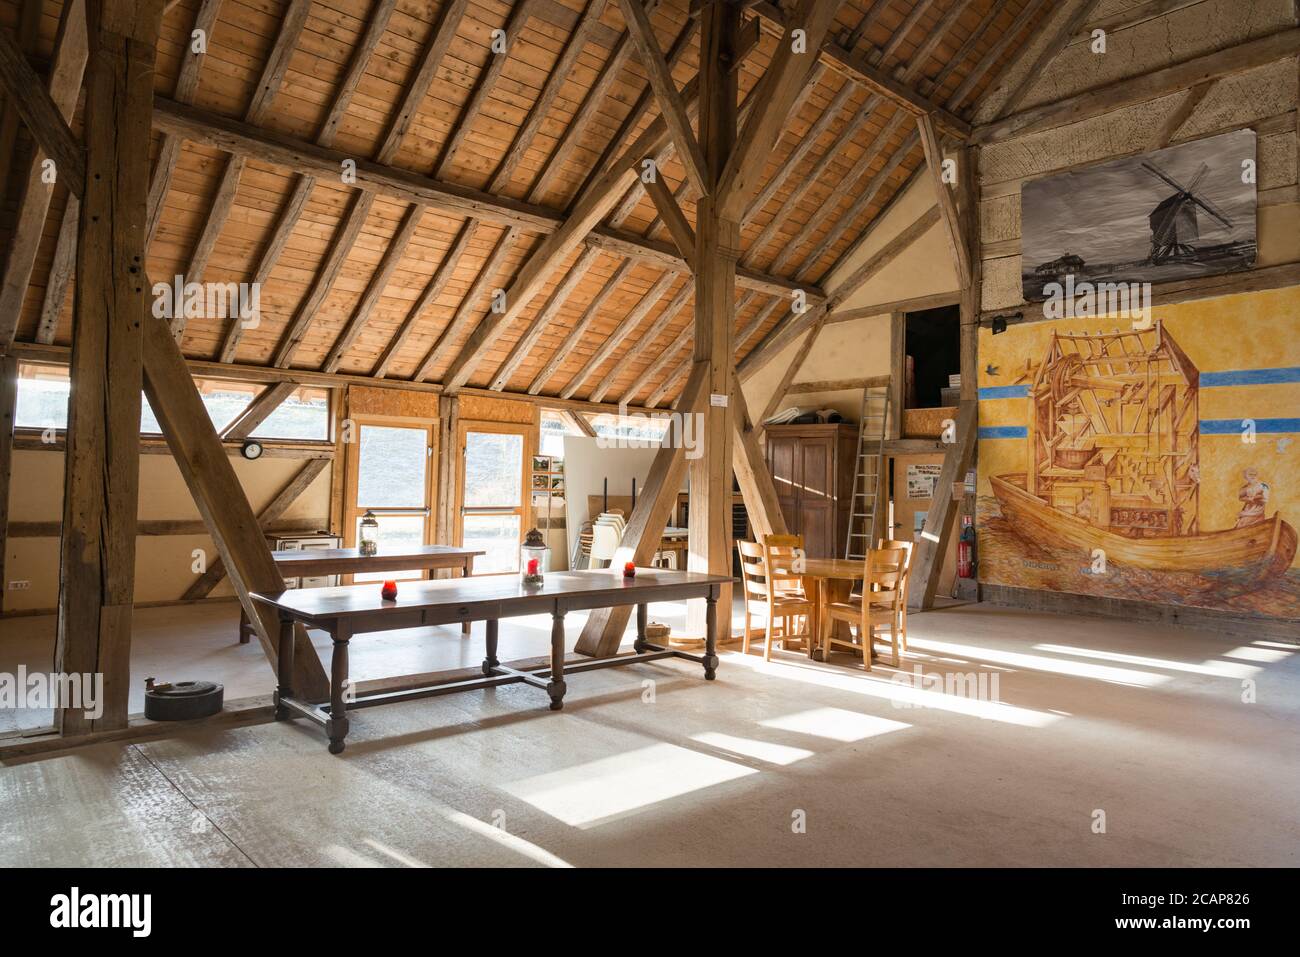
371,219 -> 477,379
616,0 -> 709,196
745,1 -> 970,139
560,270 -> 680,399
916,113 -> 970,289
588,278 -> 693,402
150,97 -> 818,306
488,245 -> 602,391
719,0 -> 842,219
527,259 -> 636,394
973,25 -> 1300,144
0,0 -> 87,350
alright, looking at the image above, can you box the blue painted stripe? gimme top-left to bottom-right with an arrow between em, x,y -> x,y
1201,367 -> 1300,386
978,385 -> 1029,400
979,426 -> 1028,439
1200,418 -> 1300,434
978,368 -> 1300,399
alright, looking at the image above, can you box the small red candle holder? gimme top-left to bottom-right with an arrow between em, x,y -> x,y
381,580 -> 398,601
623,562 -> 636,578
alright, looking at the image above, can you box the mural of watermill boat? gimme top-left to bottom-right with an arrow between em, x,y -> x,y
991,322 -> 1297,581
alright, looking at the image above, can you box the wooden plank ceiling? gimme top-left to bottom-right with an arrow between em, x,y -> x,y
0,0 -> 1049,407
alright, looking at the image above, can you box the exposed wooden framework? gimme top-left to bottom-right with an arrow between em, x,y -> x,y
0,0 -> 1059,706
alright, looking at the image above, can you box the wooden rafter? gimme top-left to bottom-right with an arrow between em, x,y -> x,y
528,259 -> 636,394
916,113 -> 971,288
718,0 -> 841,219
560,270 -> 680,399
220,381 -> 296,441
991,0 -> 1105,120
0,0 -> 87,351
616,0 -> 709,195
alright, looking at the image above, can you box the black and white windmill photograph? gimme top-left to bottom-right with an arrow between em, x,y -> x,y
1021,129 -> 1258,299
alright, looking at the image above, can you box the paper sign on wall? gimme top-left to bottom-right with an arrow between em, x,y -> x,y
907,464 -> 941,499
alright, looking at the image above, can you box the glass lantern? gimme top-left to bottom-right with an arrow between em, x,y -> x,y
359,510 -> 379,557
520,528 -> 548,586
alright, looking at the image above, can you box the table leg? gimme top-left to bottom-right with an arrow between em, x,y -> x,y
482,618 -> 499,675
239,605 -> 251,644
460,558 -> 473,635
326,621 -> 351,754
547,609 -> 566,711
274,613 -> 294,720
633,602 -> 648,653
703,587 -> 719,680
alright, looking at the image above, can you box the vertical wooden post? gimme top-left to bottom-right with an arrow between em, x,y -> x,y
0,356 -> 15,615
54,0 -> 162,734
685,1 -> 739,635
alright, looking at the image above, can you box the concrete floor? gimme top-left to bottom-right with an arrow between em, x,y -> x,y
1,602 -> 1298,866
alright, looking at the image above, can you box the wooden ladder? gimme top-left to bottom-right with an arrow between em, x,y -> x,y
845,385 -> 890,560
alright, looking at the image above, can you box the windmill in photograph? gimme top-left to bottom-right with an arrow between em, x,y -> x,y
1020,130 -> 1258,299
1143,160 -> 1236,264
990,323 -> 1296,581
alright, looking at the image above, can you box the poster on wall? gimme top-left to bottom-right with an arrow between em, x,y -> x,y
907,464 -> 941,499
1021,129 -> 1257,300
976,288 -> 1299,619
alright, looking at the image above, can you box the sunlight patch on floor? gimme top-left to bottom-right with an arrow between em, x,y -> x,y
1034,643 -> 1262,678
690,731 -> 815,766
909,638 -> 1171,687
500,743 -> 757,829
759,707 -> 910,743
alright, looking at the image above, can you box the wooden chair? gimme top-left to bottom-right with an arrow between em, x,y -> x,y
737,537 -> 813,661
876,539 -> 914,653
819,545 -> 907,670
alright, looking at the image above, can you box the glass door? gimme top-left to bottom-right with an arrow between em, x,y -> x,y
344,417 -> 436,582
458,422 -> 530,574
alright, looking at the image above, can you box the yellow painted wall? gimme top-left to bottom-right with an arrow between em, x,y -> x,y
3,449 -> 332,612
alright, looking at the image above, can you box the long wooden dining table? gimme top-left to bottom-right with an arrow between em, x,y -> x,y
252,568 -> 732,754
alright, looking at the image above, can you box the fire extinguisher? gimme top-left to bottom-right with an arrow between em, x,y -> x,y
957,515 -> 976,579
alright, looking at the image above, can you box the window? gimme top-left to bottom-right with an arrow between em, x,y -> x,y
12,365 -> 330,441
345,420 -> 435,582
539,409 -> 582,459
587,412 -> 671,444
251,386 -> 330,441
459,425 -> 528,574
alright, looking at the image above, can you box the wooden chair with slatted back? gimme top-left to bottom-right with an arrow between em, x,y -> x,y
820,545 -> 907,670
759,534 -> 814,661
876,539 -> 914,652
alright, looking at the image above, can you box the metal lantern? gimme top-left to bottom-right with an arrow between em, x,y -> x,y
359,510 -> 379,556
520,527 -> 548,586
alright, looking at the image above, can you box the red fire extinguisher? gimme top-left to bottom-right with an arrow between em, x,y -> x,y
957,515 -> 975,579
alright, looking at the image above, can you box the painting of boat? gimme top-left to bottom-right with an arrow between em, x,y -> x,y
991,321 -> 1297,581
991,474 -> 1296,581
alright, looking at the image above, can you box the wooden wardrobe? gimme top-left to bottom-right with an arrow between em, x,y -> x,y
763,423 -> 859,558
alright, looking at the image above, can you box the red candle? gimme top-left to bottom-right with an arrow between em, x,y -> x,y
623,561 -> 636,578
527,557 -> 539,575
381,580 -> 398,600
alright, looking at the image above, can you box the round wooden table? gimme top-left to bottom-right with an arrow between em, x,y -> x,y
776,557 -> 901,662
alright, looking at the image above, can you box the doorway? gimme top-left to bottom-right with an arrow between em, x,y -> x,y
343,415 -> 437,582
